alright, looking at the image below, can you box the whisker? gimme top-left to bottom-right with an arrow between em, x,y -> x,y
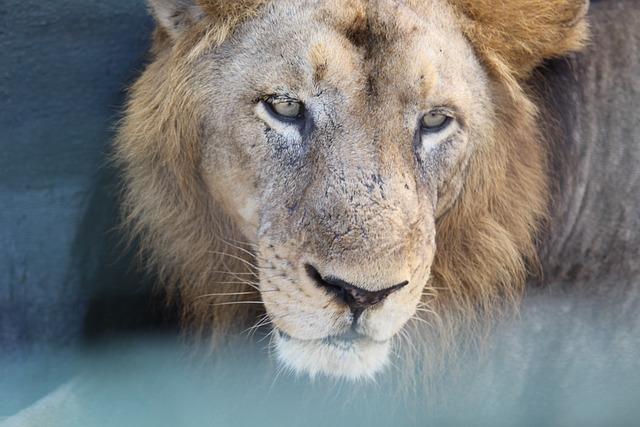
248,312 -> 270,328
196,289 -> 281,301
243,314 -> 273,339
242,283 -> 262,292
208,250 -> 265,272
208,266 -> 261,289
263,327 -> 278,347
209,281 -> 260,285
224,237 -> 259,249
207,301 -> 265,307
215,279 -> 261,292
207,271 -> 258,276
399,327 -> 418,356
410,315 -> 432,325
195,291 -> 258,299
410,315 -> 434,330
414,307 -> 443,326
420,292 -> 438,300
270,359 -> 288,392
221,238 -> 259,261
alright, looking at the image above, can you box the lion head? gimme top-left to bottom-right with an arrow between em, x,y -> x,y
115,0 -> 587,380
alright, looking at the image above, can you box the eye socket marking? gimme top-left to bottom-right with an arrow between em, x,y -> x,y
420,111 -> 453,133
415,109 -> 458,159
263,96 -> 305,122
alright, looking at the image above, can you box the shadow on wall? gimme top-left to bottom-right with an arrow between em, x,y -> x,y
72,159 -> 179,341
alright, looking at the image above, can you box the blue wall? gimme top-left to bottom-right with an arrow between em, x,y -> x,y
0,1 -> 173,352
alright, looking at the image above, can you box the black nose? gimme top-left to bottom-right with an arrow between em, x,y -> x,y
305,264 -> 408,316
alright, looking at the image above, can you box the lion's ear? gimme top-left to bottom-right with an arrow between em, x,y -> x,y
147,0 -> 205,40
451,0 -> 589,79
148,0 -> 266,41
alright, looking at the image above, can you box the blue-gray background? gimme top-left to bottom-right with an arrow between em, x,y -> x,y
1,1 -> 639,426
0,1 -> 172,350
0,0 -> 178,415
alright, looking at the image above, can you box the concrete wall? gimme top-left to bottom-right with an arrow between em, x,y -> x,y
0,0 -> 175,352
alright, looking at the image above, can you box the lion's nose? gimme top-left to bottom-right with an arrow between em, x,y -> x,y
305,264 -> 408,316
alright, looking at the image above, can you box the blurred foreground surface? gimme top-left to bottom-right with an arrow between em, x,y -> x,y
2,284 -> 639,427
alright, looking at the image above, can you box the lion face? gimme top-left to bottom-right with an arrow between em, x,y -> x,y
197,0 -> 491,379
121,0 -> 586,382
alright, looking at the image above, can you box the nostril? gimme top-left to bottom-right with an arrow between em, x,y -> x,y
304,263 -> 408,313
305,264 -> 347,299
304,264 -> 326,288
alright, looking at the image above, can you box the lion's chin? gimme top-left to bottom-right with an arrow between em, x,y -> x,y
273,330 -> 391,380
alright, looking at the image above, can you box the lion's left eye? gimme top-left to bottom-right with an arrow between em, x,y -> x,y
421,112 -> 452,132
266,98 -> 305,120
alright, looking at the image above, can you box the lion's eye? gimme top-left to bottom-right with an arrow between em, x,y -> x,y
267,98 -> 304,120
421,112 -> 451,132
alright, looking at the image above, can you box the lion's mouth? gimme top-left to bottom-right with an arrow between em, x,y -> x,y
273,329 -> 392,380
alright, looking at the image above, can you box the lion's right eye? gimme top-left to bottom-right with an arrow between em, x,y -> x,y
265,98 -> 305,121
421,111 -> 452,133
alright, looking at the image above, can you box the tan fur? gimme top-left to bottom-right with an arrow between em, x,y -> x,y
450,0 -> 588,80
115,0 -> 588,377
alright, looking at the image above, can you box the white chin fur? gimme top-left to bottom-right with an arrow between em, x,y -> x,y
274,331 -> 391,381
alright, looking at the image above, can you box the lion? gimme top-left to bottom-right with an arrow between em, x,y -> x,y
114,0 -> 588,380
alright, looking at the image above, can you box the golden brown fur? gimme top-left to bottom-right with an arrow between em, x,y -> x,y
451,0 -> 588,80
115,0 -> 588,377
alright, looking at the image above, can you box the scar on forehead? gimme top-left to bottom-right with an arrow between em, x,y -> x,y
321,0 -> 369,47
415,55 -> 438,99
313,0 -> 436,94
330,0 -> 426,42
309,41 -> 357,84
311,1 -> 371,86
309,43 -> 329,82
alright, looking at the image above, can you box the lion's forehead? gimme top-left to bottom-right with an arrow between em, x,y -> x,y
229,0 -> 483,113
283,0 -> 468,69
